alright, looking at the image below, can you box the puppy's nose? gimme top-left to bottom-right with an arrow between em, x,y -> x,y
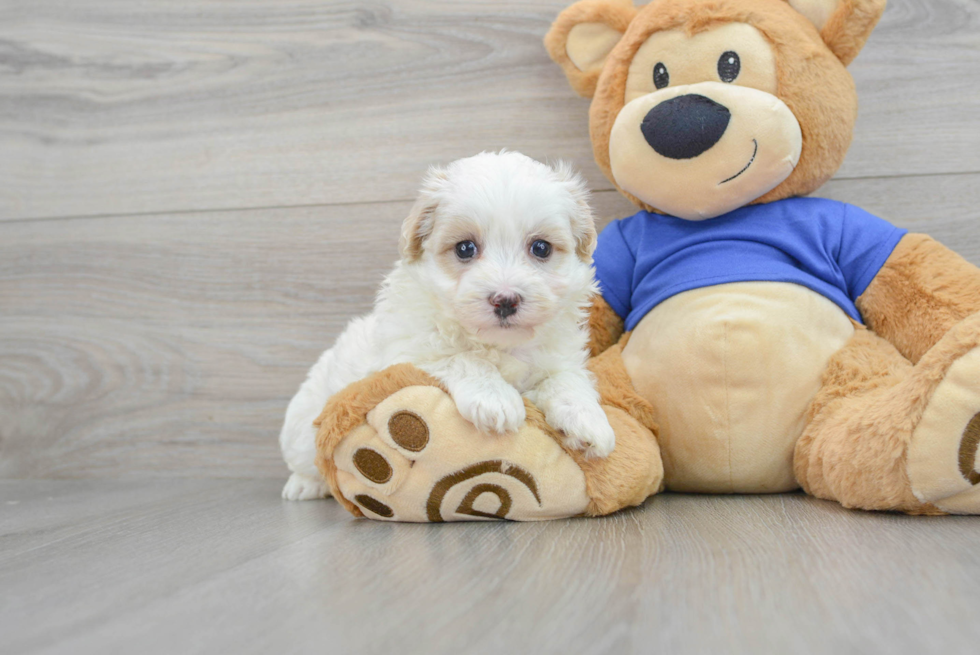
641,94 -> 731,159
490,294 -> 521,320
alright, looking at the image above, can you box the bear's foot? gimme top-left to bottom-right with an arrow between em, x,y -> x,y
314,357 -> 664,522
318,380 -> 593,522
908,344 -> 980,514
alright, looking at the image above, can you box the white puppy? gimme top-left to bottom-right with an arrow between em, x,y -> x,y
279,151 -> 615,500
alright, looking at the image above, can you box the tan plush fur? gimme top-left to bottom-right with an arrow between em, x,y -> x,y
574,342 -> 664,515
587,295 -> 626,356
314,363 -> 439,516
795,312 -> 980,513
314,364 -> 437,462
587,340 -> 657,432
544,0 -> 639,98
857,234 -> 980,365
793,324 -> 934,513
572,405 -> 664,515
817,0 -> 887,66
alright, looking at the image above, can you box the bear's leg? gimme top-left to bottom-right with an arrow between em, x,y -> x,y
316,344 -> 664,522
795,312 -> 980,514
577,341 -> 666,515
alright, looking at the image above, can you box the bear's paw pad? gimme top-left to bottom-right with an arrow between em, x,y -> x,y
909,345 -> 980,514
329,386 -> 591,522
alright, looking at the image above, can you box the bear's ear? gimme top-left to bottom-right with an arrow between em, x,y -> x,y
544,0 -> 638,98
786,0 -> 887,66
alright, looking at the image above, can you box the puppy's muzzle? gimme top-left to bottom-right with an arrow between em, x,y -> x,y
490,294 -> 521,320
641,94 -> 731,160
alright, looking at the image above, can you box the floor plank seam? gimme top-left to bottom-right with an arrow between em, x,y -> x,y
3,171 -> 979,225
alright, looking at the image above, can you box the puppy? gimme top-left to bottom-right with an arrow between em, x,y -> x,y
279,151 -> 615,500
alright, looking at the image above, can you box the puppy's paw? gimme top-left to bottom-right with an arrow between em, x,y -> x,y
455,383 -> 527,434
282,472 -> 330,501
549,401 -> 616,459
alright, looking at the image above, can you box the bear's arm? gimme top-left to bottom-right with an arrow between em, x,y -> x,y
587,295 -> 625,357
856,233 -> 980,364
589,218 -> 636,356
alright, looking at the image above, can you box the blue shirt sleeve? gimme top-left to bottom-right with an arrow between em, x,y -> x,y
593,219 -> 637,320
837,203 -> 908,300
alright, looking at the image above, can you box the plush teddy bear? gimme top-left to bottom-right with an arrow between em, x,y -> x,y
315,0 -> 980,521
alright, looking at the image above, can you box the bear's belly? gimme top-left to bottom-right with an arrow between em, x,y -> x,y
621,282 -> 855,493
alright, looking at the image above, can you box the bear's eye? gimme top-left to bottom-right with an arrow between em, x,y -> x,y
718,51 -> 740,83
455,240 -> 478,260
653,62 -> 670,89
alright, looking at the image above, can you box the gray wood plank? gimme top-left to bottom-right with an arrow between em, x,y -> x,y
2,480 -> 980,655
1,0 -> 978,221
0,202 -> 400,480
3,174 -> 980,480
0,479 -> 227,562
0,480 -> 344,654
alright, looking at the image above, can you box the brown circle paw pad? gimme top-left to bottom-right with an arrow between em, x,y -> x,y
388,410 -> 429,452
959,412 -> 980,485
352,448 -> 393,484
354,494 -> 394,518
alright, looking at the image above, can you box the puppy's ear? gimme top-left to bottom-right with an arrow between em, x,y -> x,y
572,200 -> 598,261
554,161 -> 598,261
786,0 -> 887,66
399,167 -> 448,262
544,0 -> 637,98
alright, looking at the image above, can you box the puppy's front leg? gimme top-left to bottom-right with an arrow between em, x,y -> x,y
426,354 -> 526,434
526,369 -> 615,458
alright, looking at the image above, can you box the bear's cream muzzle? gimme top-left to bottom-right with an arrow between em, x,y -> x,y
609,82 -> 803,220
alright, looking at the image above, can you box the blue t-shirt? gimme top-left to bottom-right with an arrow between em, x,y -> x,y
594,197 -> 907,330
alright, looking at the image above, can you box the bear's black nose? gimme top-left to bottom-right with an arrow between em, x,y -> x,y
641,94 -> 731,160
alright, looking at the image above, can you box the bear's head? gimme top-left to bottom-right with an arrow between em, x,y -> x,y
545,0 -> 886,220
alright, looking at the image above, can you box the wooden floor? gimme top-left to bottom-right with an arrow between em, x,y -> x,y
4,479 -> 980,655
2,0 -> 980,653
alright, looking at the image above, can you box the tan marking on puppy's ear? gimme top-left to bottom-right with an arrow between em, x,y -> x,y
786,0 -> 887,66
545,0 -> 638,98
553,160 -> 598,260
399,200 -> 437,262
572,200 -> 598,261
399,167 -> 447,262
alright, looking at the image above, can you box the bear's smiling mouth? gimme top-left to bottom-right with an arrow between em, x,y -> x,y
719,139 -> 759,185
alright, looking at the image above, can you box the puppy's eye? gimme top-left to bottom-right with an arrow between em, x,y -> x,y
653,62 -> 670,89
718,51 -> 740,83
530,239 -> 552,259
454,240 -> 478,260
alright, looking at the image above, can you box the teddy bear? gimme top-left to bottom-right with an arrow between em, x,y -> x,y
313,0 -> 980,521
